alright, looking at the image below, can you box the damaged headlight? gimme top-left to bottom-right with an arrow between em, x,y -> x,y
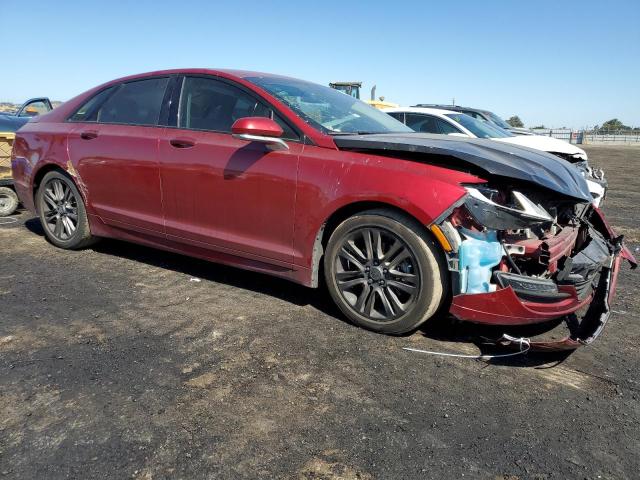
464,186 -> 554,230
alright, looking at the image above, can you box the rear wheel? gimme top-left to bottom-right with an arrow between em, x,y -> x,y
36,170 -> 96,249
0,187 -> 19,217
324,209 -> 448,335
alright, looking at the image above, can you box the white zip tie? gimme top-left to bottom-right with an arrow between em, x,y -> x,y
403,334 -> 530,359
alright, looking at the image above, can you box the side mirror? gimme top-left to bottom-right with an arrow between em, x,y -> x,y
231,117 -> 289,150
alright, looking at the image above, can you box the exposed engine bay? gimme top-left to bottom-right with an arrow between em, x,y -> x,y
432,182 -> 636,350
437,184 -> 615,300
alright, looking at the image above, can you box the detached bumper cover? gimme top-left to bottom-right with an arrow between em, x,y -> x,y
450,208 -> 637,350
450,282 -> 595,326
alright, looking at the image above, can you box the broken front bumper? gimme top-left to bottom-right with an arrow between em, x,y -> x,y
448,208 -> 637,350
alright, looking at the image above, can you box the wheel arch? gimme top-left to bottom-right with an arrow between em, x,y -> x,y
32,164 -> 85,212
33,164 -> 66,198
309,200 -> 446,288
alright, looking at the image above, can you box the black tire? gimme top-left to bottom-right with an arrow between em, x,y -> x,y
36,170 -> 97,249
324,209 -> 448,335
0,186 -> 19,217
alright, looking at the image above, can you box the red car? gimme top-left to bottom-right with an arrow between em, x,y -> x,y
11,69 -> 636,349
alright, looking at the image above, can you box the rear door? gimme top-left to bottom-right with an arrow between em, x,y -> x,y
67,77 -> 170,234
158,75 -> 302,264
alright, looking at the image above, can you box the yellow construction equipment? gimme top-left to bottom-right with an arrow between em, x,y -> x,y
329,81 -> 398,109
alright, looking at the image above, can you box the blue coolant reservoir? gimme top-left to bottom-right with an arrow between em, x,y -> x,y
458,229 -> 503,294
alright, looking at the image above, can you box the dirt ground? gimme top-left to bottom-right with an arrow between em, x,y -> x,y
1,145 -> 638,479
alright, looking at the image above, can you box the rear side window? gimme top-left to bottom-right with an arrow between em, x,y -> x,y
386,112 -> 405,123
178,76 -> 299,140
96,77 -> 169,126
69,87 -> 116,122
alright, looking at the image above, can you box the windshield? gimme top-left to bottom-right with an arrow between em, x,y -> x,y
445,113 -> 513,139
246,76 -> 412,135
484,111 -> 512,130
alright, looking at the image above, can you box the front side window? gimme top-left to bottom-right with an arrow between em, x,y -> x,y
96,77 -> 169,126
246,76 -> 412,135
19,100 -> 50,117
178,77 -> 298,140
484,111 -> 513,130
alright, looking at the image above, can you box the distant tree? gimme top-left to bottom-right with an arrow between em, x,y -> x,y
600,118 -> 630,131
506,116 -> 524,128
532,125 -> 546,129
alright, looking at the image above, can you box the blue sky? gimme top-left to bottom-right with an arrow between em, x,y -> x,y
2,0 -> 638,128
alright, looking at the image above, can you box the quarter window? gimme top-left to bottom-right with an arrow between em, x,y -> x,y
69,87 -> 116,122
178,77 -> 298,140
96,77 -> 169,126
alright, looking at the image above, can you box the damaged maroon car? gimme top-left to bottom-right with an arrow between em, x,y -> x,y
11,69 -> 636,350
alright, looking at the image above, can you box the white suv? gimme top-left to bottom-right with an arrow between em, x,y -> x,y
384,107 -> 607,206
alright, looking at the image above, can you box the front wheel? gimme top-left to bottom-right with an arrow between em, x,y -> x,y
36,170 -> 97,249
324,209 -> 448,335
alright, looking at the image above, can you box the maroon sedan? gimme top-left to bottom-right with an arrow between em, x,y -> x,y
11,69 -> 636,349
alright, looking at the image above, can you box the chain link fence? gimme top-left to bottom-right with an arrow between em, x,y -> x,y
530,128 -> 640,145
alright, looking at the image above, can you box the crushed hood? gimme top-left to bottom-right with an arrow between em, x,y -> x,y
494,134 -> 587,160
333,133 -> 592,202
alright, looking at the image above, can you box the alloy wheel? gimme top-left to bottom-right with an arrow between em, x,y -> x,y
333,227 -> 421,321
41,179 -> 79,240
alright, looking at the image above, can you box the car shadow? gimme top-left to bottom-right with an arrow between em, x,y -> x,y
23,217 -> 339,313
223,143 -> 269,180
24,216 -> 575,367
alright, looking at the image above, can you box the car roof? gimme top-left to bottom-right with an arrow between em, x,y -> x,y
102,68 -> 305,86
412,104 -> 489,115
383,106 -> 461,116
414,103 -> 486,113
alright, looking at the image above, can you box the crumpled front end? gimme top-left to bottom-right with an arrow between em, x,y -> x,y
432,183 -> 636,350
552,152 -> 608,207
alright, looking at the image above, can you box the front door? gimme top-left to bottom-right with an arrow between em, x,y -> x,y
158,76 -> 302,264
